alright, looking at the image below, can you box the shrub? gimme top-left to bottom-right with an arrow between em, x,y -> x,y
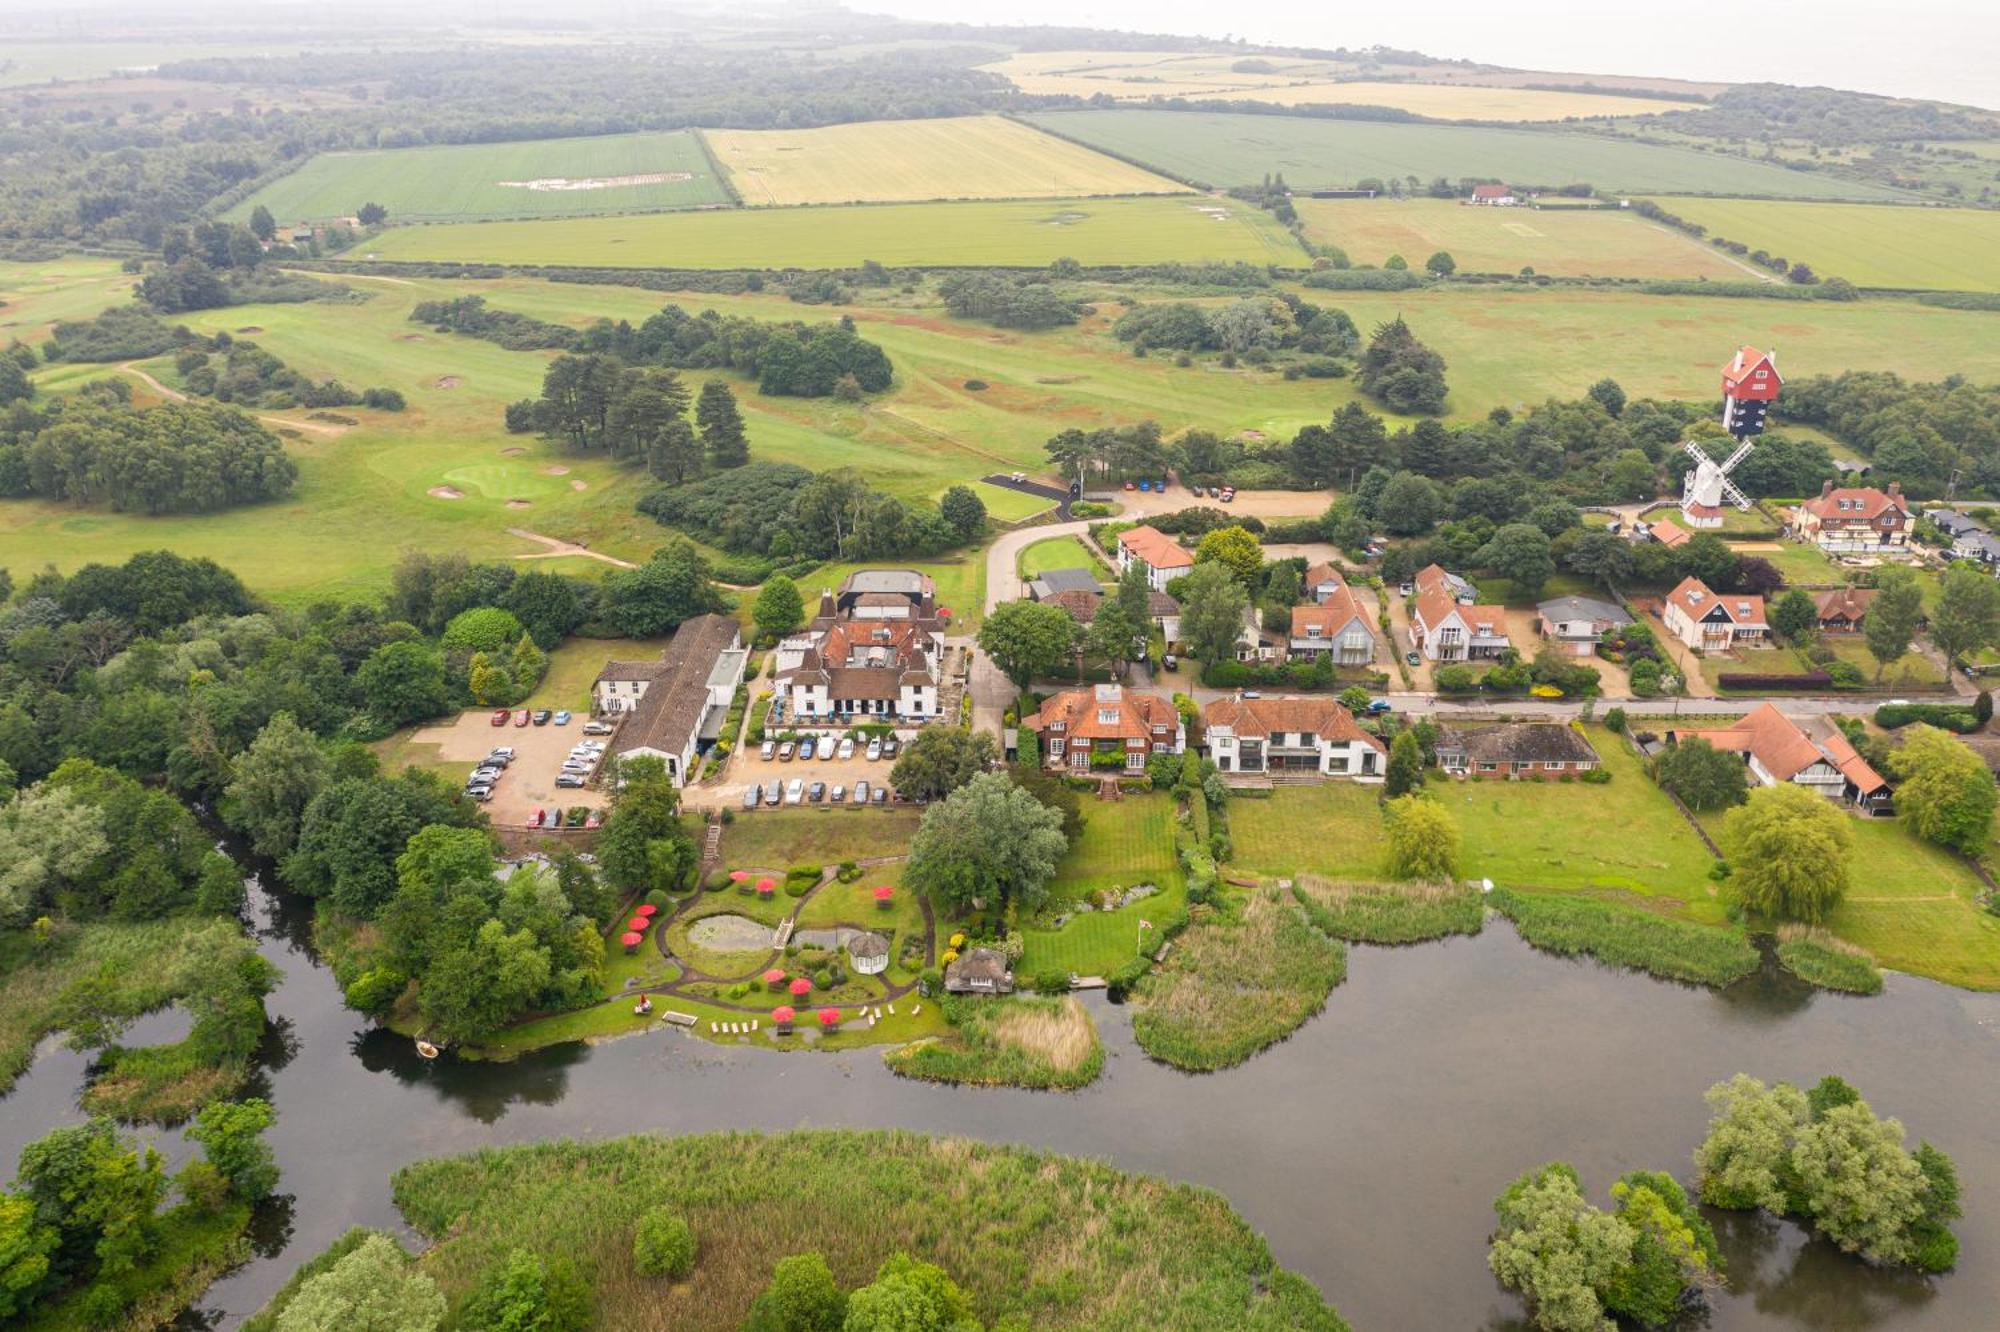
632,1208 -> 696,1279
1604,707 -> 1627,734
963,379 -> 988,391
1876,702 -> 1979,733
1717,671 -> 1833,690
1031,969 -> 1071,995
343,966 -> 408,1017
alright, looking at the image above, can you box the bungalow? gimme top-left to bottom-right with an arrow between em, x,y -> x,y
1958,532 -> 2000,570
601,613 -> 748,787
945,947 -> 1014,995
1670,703 -> 1890,810
1436,724 -> 1600,779
1201,695 -> 1386,779
1468,183 -> 1518,206
1116,525 -> 1194,593
1536,595 -> 1631,657
1041,588 -> 1103,625
1289,573 -> 1375,665
1814,586 -> 1874,633
1028,567 -> 1104,602
1789,481 -> 1913,554
1661,577 -> 1767,654
1024,684 -> 1184,774
1927,509 -> 1986,544
1410,564 -> 1509,661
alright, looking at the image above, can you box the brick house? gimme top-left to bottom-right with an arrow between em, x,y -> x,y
1024,684 -> 1184,774
1789,481 -> 1912,554
1661,577 -> 1767,653
1436,724 -> 1600,778
1814,586 -> 1874,633
1201,695 -> 1385,779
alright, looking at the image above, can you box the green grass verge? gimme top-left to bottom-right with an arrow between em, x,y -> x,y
1018,534 -> 1102,579
385,1130 -> 1350,1330
884,995 -> 1103,1090
1490,888 -> 1759,987
1775,925 -> 1885,995
1131,885 -> 1346,1072
1290,878 -> 1485,944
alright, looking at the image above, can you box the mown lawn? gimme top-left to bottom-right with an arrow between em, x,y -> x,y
1227,785 -> 1382,881
1018,534 -> 1102,579
1020,795 -> 1185,978
718,807 -> 919,873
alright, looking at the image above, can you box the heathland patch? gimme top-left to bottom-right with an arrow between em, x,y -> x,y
1638,198 -> 2000,291
705,115 -> 1189,206
1181,80 -> 1701,120
225,130 -> 730,223
1023,109 -> 1911,198
355,194 -> 1300,268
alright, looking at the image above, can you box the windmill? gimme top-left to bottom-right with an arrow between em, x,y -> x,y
1680,347 -> 1782,529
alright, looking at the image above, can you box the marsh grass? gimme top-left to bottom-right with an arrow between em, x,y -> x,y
884,995 -> 1103,1090
1291,877 -> 1485,944
1131,886 -> 1346,1072
1491,888 -> 1758,987
1775,924 -> 1885,995
386,1130 -> 1350,1331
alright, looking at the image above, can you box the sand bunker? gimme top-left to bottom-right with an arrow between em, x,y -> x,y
433,376 -> 460,389
1731,541 -> 1783,552
570,479 -> 587,491
428,486 -> 464,500
542,465 -> 570,476
500,446 -> 526,456
235,325 -> 264,334
496,172 -> 692,192
505,499 -> 532,510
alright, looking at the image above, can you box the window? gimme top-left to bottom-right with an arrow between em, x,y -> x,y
1546,762 -> 1565,771
1097,709 -> 1120,725
1306,625 -> 1324,638
1479,762 -> 1499,773
1049,740 -> 1065,756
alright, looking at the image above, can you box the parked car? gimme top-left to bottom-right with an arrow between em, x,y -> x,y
514,709 -> 532,727
866,738 -> 882,761
483,751 -> 513,766
882,736 -> 899,758
872,785 -> 887,805
836,737 -> 855,760
556,774 -> 586,789
472,767 -> 504,784
1366,699 -> 1393,714
1190,484 -> 1204,498
582,720 -> 613,736
744,783 -> 762,809
760,740 -> 776,761
830,783 -> 846,803
808,781 -> 826,803
544,808 -> 563,827
532,710 -> 552,726
798,737 -> 816,761
853,780 -> 870,804
464,783 -> 493,801
584,812 -> 602,830
490,709 -> 510,727
1405,651 -> 1421,666
1155,479 -> 1169,491
1243,690 -> 1262,699
1163,653 -> 1178,670
764,783 -> 781,807
566,806 -> 588,827
530,807 -> 545,825
553,710 -> 572,726
778,741 -> 795,761
1136,479 -> 1151,492
785,778 -> 804,805
1122,479 -> 1135,491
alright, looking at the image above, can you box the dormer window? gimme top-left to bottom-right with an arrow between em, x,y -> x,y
1097,709 -> 1120,725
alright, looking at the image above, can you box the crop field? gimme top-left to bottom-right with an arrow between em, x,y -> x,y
1023,110 -> 1910,199
1183,80 -> 1698,120
223,131 -> 730,224
358,194 -> 1301,268
704,116 -> 1186,206
1640,198 -> 2000,291
1293,197 -> 1745,278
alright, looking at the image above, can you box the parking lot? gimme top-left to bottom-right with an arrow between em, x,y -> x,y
402,709 -> 614,827
686,734 -> 901,812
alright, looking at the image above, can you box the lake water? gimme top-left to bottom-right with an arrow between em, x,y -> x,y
3,868 -> 1996,1330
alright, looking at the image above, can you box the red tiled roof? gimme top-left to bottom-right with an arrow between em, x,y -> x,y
1801,486 -> 1910,523
1305,562 -> 1342,590
1667,577 -> 1765,627
1682,703 -> 1886,792
1815,586 -> 1874,623
1118,525 -> 1194,570
1027,686 -> 1179,743
1470,183 -> 1511,199
1044,588 -> 1102,623
1202,695 -> 1383,749
1293,584 -> 1367,637
1650,518 -> 1691,549
1720,346 -> 1781,392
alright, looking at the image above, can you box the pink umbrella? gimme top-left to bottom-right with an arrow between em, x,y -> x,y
772,1006 -> 796,1026
729,870 -> 749,882
763,968 -> 787,985
817,1008 -> 841,1027
619,931 -> 643,952
872,885 -> 894,906
789,977 -> 813,997
756,877 -> 777,893
627,916 -> 649,933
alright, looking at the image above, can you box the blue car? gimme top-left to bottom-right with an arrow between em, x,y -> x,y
553,710 -> 572,726
1365,700 -> 1393,715
1136,479 -> 1152,492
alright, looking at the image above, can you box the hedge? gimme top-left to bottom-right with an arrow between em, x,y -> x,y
1716,671 -> 1833,690
1875,702 -> 1980,732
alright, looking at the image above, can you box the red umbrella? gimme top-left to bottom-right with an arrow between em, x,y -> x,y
627,916 -> 649,932
789,977 -> 813,997
817,1008 -> 840,1027
619,931 -> 643,952
756,877 -> 777,893
729,870 -> 749,882
872,885 -> 894,902
762,968 -> 787,985
772,1006 -> 796,1025
635,903 -> 659,918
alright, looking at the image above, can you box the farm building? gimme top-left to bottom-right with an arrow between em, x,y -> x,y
1201,695 -> 1385,780
601,614 -> 748,787
1661,577 -> 1767,654
1467,183 -> 1518,205
1668,703 -> 1890,811
1436,724 -> 1600,778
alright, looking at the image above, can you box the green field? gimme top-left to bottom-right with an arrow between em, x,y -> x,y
1021,796 -> 1185,978
358,195 -> 1303,269
1024,110 -> 1912,199
1294,197 -> 1746,279
0,255 -> 140,342
1019,535 -> 1101,578
1640,198 -> 2000,292
225,131 -> 730,224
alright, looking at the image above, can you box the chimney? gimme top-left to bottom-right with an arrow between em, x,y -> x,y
1821,480 -> 1834,498
1887,481 -> 1902,498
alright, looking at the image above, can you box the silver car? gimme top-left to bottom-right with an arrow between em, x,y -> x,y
836,737 -> 855,760
866,738 -> 883,761
743,783 -> 762,809
785,778 -> 804,805
853,780 -> 870,804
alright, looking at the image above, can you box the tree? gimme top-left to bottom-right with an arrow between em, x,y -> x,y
355,640 -> 448,728
843,1253 -> 976,1332
888,728 -> 996,802
0,1193 -> 55,1321
1564,531 -> 1633,590
695,379 -> 750,468
502,570 -> 589,649
1605,1170 -> 1720,1327
356,202 -> 387,226
632,1207 -> 696,1279
752,575 -> 805,642
600,540 -> 723,638
1928,566 -> 2000,666
938,485 -> 987,545
0,786 -> 111,926
1115,559 -> 1152,627
1383,730 -> 1423,798
744,1252 -> 846,1332
16,1117 -> 166,1282
224,714 -> 328,861
275,1233 -> 445,1332
456,1248 -> 590,1332
977,600 -> 1079,688
598,758 -> 695,897
1769,588 -> 1818,642
1675,534 -> 1738,591
1588,378 -> 1627,417
1179,561 -> 1250,668
1424,250 -> 1456,277
1384,794 -> 1458,881
1863,568 -> 1924,679
1722,784 -> 1853,923
1488,1163 -> 1634,1332
1086,598 -> 1143,678
1377,472 -> 1443,536
1475,524 -> 1555,600
185,1099 -> 278,1201
248,205 -> 277,242
1886,725 -> 1998,854
1194,525 -> 1262,583
1356,316 -> 1448,415
1653,738 -> 1748,812
1694,1073 -> 1809,1212
1793,1100 -> 1929,1264
905,773 -> 1068,917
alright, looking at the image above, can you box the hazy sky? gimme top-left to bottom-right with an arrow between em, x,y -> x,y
869,0 -> 2000,109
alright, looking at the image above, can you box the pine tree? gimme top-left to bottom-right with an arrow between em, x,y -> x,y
697,381 -> 750,468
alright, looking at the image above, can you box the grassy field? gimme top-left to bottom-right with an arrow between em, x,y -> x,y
1639,198 -> 2000,292
1183,80 -> 1698,120
384,1131 -> 1349,1331
716,806 -> 920,872
1293,197 -> 1745,278
705,116 -> 1187,206
224,131 -> 730,224
359,193 -> 1301,268
0,255 -> 139,342
885,995 -> 1103,1089
1021,795 -> 1185,978
1023,110 -> 1910,199
1018,534 -> 1102,578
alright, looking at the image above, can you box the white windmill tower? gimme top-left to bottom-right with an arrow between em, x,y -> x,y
1679,438 -> 1755,529
1679,346 -> 1781,530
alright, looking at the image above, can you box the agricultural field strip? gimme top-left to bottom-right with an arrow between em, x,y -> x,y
1640,197 -> 2000,292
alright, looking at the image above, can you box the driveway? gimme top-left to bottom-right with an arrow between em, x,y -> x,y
1636,607 -> 1715,698
691,741 -> 898,813
1382,592 -> 1434,693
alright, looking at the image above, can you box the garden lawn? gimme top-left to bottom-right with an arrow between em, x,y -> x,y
1819,819 -> 2000,990
796,864 -> 931,987
1226,785 -> 1383,881
523,635 -> 673,711
718,806 -> 918,872
1293,197 -> 1741,279
1018,534 -> 1103,579
973,480 -> 1057,523
1741,539 -> 1846,586
1021,795 -> 1185,979
808,559 -> 985,628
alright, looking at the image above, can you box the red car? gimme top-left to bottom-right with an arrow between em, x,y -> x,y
530,807 -> 545,827
490,709 -> 510,727
513,708 -> 531,727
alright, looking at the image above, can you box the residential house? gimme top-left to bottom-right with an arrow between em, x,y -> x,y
1041,588 -> 1102,625
1237,607 -> 1281,663
1436,724 -> 1600,778
1814,586 -> 1874,633
1410,564 -> 1509,661
1789,481 -> 1913,554
601,613 -> 748,787
1148,590 -> 1183,648
1536,595 -> 1631,657
1289,572 -> 1375,665
1468,183 -> 1518,206
775,574 -> 946,722
1304,562 -> 1348,604
1646,517 -> 1692,550
1661,577 -> 1767,653
1669,703 -> 1890,810
1024,684 -> 1184,774
1926,509 -> 1985,545
1958,532 -> 2000,571
1116,525 -> 1195,592
1201,695 -> 1386,779
945,947 -> 1014,995
1027,567 -> 1104,602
